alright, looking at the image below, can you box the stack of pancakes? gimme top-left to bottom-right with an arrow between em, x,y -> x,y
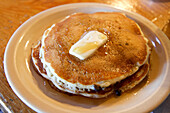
32,12 -> 152,98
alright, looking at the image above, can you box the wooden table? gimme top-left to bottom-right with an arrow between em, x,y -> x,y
0,0 -> 169,112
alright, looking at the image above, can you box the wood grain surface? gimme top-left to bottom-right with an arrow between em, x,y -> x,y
0,0 -> 169,112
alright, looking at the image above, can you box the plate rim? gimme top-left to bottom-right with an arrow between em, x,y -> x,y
4,3 -> 170,113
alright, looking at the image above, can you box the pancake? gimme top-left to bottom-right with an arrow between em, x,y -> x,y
31,12 -> 152,98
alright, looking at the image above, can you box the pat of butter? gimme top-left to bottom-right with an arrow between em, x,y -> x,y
69,31 -> 108,60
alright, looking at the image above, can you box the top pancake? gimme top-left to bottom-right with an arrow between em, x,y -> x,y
41,12 -> 150,85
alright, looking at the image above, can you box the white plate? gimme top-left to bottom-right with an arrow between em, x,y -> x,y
4,3 -> 170,113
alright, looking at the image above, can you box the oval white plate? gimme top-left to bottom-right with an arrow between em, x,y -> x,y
4,3 -> 170,113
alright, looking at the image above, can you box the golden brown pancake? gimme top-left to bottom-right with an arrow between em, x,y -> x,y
31,12 -> 152,98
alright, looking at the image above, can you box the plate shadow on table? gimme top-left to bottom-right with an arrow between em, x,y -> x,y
151,0 -> 170,3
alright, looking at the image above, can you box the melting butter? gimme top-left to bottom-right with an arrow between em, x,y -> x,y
73,42 -> 99,54
69,31 -> 108,60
